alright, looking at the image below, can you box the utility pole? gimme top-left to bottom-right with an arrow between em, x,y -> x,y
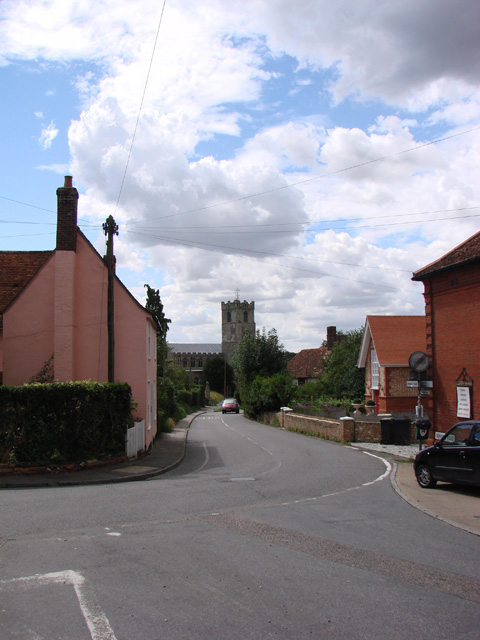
103,215 -> 119,383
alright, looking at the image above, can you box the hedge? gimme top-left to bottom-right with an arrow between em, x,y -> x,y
0,381 -> 132,465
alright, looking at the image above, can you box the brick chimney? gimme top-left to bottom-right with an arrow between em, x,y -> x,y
326,326 -> 337,349
54,176 -> 78,381
56,176 -> 78,251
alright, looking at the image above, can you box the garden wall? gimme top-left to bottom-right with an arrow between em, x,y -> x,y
282,412 -> 416,443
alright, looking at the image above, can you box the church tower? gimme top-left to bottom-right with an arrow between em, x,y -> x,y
221,296 -> 255,363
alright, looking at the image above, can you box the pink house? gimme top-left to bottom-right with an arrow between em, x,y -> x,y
0,177 -> 158,449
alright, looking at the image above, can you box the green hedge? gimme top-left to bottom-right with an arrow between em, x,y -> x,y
0,381 -> 132,465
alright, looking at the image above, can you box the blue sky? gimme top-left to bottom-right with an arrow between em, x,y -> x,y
1,0 -> 480,351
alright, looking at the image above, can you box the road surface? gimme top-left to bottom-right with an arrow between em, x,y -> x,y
1,411 -> 478,639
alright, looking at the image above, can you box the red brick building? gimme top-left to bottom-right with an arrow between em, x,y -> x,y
412,231 -> 480,434
357,315 -> 426,414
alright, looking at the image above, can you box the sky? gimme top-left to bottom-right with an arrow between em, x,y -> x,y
1,0 -> 480,352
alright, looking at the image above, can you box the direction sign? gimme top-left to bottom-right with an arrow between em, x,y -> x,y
406,380 -> 418,388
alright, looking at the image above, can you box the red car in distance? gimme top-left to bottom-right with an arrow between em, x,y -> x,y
222,398 -> 240,414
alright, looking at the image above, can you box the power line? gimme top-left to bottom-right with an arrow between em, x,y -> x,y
127,228 -> 421,293
122,125 -> 480,226
123,207 -> 480,235
114,0 -> 167,214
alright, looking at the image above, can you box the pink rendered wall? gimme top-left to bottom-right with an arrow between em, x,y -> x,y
3,234 -> 156,447
114,284 -> 157,446
73,234 -> 108,381
54,251 -> 75,380
73,234 -> 156,445
3,257 -> 55,385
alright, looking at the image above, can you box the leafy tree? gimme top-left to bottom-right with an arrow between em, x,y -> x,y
232,328 -> 294,416
202,356 -> 234,394
241,372 -> 297,417
232,328 -> 287,386
320,328 -> 365,399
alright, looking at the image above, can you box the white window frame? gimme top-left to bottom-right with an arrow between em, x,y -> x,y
371,350 -> 379,390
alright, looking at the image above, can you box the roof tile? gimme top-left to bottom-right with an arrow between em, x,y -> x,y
0,251 -> 53,314
413,230 -> 480,280
287,347 -> 329,378
367,315 -> 426,366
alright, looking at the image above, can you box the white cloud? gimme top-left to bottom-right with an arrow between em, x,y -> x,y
2,0 -> 480,350
38,121 -> 59,149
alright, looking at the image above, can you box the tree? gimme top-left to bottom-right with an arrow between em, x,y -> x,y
202,357 -> 233,394
144,284 -> 171,340
232,328 -> 294,416
144,284 -> 171,377
232,328 -> 287,386
320,328 -> 365,399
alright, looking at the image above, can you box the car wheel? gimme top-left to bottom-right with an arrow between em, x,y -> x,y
416,463 -> 437,488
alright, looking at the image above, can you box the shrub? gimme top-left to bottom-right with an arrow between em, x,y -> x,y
0,381 -> 131,465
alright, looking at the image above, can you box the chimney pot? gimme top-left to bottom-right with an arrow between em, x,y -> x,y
64,175 -> 73,188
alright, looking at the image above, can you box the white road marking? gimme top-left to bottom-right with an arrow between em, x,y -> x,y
221,418 -> 282,476
360,451 -> 392,485
0,570 -> 117,640
277,451 -> 392,506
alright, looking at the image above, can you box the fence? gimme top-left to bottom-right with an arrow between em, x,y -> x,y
126,420 -> 145,458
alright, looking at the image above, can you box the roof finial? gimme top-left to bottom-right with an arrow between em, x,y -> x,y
235,288 -> 240,301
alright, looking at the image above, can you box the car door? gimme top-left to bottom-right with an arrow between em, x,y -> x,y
433,423 -> 475,484
462,423 -> 480,486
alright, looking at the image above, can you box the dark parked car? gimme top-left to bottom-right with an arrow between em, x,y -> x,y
414,420 -> 480,488
222,398 -> 239,414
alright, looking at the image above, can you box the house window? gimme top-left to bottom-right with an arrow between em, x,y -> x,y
183,357 -> 188,367
190,356 -> 195,367
198,356 -> 203,368
371,350 -> 379,389
147,323 -> 151,360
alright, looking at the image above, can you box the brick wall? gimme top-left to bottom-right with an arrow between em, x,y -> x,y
423,263 -> 480,432
282,412 -> 416,443
56,176 -> 78,252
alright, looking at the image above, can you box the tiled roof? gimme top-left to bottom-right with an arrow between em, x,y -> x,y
0,251 -> 53,314
412,230 -> 480,280
287,347 -> 329,378
168,343 -> 222,355
365,316 -> 426,366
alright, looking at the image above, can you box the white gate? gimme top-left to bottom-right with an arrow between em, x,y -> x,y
126,420 -> 145,458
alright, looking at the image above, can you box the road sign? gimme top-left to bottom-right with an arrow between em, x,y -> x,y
406,380 -> 418,388
419,389 -> 430,396
409,351 -> 429,373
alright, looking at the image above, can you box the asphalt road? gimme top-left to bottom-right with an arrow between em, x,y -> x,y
1,411 -> 479,639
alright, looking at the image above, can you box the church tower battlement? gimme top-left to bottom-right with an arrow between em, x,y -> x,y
221,299 -> 255,362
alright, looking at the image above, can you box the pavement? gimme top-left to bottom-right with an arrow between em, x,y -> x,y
1,410 -> 479,536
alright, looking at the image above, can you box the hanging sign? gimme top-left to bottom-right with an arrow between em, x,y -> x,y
456,386 -> 471,419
